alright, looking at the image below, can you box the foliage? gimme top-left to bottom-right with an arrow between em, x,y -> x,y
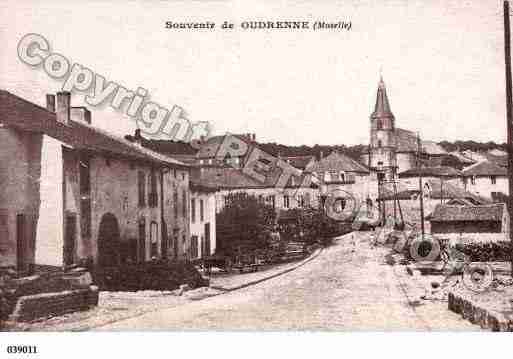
216,192 -> 277,258
278,207 -> 352,247
456,241 -> 512,262
93,260 -> 207,291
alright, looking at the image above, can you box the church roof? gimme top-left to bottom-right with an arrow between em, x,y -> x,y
394,128 -> 446,155
371,77 -> 394,119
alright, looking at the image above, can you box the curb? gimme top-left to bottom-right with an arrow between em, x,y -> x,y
215,246 -> 324,292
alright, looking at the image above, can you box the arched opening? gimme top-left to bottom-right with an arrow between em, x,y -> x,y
97,213 -> 120,267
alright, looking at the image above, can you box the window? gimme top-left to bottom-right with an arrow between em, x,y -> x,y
298,195 -> 305,207
138,219 -> 146,263
378,140 -> 382,148
491,176 -> 497,185
191,198 -> 196,223
182,172 -> 186,181
377,120 -> 382,130
284,195 -> 290,208
79,158 -> 90,194
138,171 -> 146,207
191,235 -> 199,259
182,190 -> 187,217
150,222 -> 158,258
182,234 -> 187,255
471,176 -> 476,185
174,169 -> 177,178
173,191 -> 178,218
79,157 -> 91,237
267,195 -> 276,208
200,199 -> 204,222
340,172 -> 345,182
149,169 -> 158,207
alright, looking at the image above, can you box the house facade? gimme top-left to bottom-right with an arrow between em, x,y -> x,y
189,181 -> 217,259
305,150 -> 373,203
461,160 -> 508,199
0,90 -> 190,273
428,203 -> 509,242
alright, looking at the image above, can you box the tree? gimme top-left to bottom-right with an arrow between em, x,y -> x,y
216,192 -> 276,258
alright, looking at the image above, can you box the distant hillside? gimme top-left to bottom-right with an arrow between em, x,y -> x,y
259,140 -> 508,161
258,143 -> 367,161
125,130 -> 507,163
437,140 -> 507,153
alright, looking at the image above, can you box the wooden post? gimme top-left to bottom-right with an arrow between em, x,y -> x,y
417,134 -> 425,239
504,0 -> 513,276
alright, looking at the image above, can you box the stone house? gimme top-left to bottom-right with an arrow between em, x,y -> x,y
191,167 -> 319,214
0,90 -> 190,273
461,160 -> 508,199
189,180 -> 217,259
195,133 -> 257,168
305,150 -> 372,203
427,203 -> 509,242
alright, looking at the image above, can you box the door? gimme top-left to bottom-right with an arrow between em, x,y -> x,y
204,222 -> 211,257
16,214 -> 25,271
64,214 -> 76,266
161,220 -> 168,259
97,213 -> 120,267
138,219 -> 146,263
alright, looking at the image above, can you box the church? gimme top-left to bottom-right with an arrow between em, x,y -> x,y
360,77 -> 447,182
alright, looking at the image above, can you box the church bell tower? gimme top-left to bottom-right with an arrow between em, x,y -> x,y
368,76 -> 397,180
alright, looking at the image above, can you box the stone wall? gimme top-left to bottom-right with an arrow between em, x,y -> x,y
9,285 -> 99,322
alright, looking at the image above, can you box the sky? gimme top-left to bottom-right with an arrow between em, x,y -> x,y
0,0 -> 508,146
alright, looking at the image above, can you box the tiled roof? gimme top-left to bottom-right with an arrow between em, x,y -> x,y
488,149 -> 507,156
462,160 -> 507,176
427,203 -> 505,222
378,179 -> 488,204
449,151 -> 475,164
190,166 -> 314,190
282,155 -> 315,170
0,90 -> 187,167
394,128 -> 446,154
421,140 -> 447,155
398,166 -> 462,178
395,128 -> 418,152
371,78 -> 394,119
195,134 -> 256,159
305,151 -> 369,173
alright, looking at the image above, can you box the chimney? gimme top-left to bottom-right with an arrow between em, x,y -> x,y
56,91 -> 70,125
46,94 -> 55,112
70,107 -> 91,125
134,128 -> 143,144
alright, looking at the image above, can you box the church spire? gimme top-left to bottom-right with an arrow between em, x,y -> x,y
371,76 -> 394,119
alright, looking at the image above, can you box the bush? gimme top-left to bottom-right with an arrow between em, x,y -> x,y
457,241 -> 511,262
93,260 -> 207,291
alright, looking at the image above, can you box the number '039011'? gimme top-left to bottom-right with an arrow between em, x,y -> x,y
6,345 -> 37,354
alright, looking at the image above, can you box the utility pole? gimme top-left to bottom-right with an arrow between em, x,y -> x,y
417,133 -> 425,239
503,0 -> 513,277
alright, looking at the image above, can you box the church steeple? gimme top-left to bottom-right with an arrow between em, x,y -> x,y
371,76 -> 394,120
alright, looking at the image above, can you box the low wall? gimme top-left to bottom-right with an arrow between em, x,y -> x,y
9,285 -> 99,322
433,233 -> 507,243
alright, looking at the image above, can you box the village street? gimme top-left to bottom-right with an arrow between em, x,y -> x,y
98,232 -> 479,331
